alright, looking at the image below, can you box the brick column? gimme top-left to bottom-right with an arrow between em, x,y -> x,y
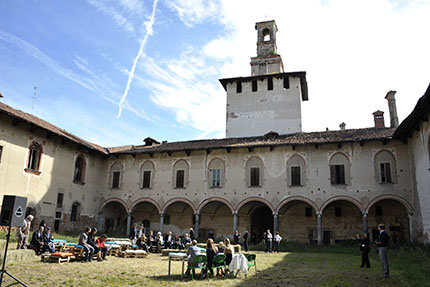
195,214 -> 200,240
126,213 -> 131,237
317,213 -> 322,245
159,213 -> 164,234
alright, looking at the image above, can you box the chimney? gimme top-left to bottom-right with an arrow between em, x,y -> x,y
339,122 -> 346,130
373,110 -> 385,128
385,91 -> 399,128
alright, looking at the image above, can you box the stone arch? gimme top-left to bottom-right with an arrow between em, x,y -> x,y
140,160 -> 155,170
235,197 -> 275,214
275,196 -> 318,214
196,197 -> 234,215
129,197 -> 161,214
287,154 -> 307,166
329,151 -> 350,163
162,197 -> 197,214
99,197 -> 128,213
320,196 -> 364,214
365,194 -> 413,214
373,149 -> 396,162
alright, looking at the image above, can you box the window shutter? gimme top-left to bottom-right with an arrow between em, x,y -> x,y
176,170 -> 185,188
385,163 -> 392,183
142,170 -> 151,188
338,165 -> 345,184
291,166 -> 301,186
330,165 -> 336,184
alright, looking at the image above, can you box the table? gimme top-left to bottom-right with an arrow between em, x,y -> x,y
168,252 -> 187,279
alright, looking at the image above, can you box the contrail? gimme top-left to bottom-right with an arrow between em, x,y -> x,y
117,0 -> 159,118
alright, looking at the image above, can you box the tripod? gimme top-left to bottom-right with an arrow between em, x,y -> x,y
0,225 -> 27,286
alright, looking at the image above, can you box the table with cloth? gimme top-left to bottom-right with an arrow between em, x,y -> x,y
229,254 -> 248,276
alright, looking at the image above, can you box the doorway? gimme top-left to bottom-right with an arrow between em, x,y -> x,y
250,206 -> 273,244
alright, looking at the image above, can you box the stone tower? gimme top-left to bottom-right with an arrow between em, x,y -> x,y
220,20 -> 308,138
250,20 -> 284,76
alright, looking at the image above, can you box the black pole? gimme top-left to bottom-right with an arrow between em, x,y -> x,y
0,225 -> 27,287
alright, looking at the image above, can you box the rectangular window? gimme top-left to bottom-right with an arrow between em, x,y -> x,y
142,170 -> 151,188
250,167 -> 260,187
163,215 -> 170,225
176,170 -> 185,188
211,169 -> 221,187
291,166 -> 301,186
236,81 -> 242,93
56,193 -> 64,208
112,171 -> 121,188
0,146 -> 3,163
55,212 -> 62,219
283,76 -> 290,89
335,207 -> 342,217
252,80 -> 258,92
380,163 -> 392,183
375,206 -> 383,216
267,77 -> 273,90
330,165 -> 345,185
305,207 -> 312,217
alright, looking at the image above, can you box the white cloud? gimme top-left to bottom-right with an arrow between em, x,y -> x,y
164,0 -> 222,26
87,0 -> 135,33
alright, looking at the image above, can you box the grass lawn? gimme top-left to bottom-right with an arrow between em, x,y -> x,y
2,246 -> 429,287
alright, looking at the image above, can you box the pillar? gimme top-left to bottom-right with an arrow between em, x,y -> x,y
159,213 -> 164,234
317,213 -> 322,245
363,212 -> 368,233
409,212 -> 416,243
126,213 -> 131,237
273,213 -> 278,233
97,212 -> 103,231
233,213 -> 238,234
195,214 -> 200,240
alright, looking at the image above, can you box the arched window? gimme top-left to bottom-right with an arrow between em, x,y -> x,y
374,150 -> 396,184
73,155 -> 86,184
26,142 -> 42,172
329,152 -> 351,185
263,28 -> 271,42
246,156 -> 264,187
208,158 -> 225,188
110,162 -> 124,189
173,159 -> 189,188
140,161 -> 155,189
287,155 -> 306,186
71,202 -> 80,222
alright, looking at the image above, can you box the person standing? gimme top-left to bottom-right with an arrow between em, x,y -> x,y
264,229 -> 272,253
356,232 -> 371,268
375,224 -> 390,278
138,223 -> 145,238
233,230 -> 240,245
16,215 -> 33,249
189,228 -> 195,241
273,232 -> 282,253
243,229 -> 249,252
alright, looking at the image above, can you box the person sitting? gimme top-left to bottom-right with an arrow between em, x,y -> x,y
96,234 -> 109,260
88,227 -> 103,261
31,226 -> 45,255
155,232 -> 164,252
136,234 -> 149,252
146,230 -> 155,252
204,238 -> 218,278
164,231 -> 174,249
215,242 -> 225,276
182,233 -> 192,248
173,235 -> 183,250
79,227 -> 94,262
42,226 -> 55,253
185,240 -> 201,277
224,238 -> 234,266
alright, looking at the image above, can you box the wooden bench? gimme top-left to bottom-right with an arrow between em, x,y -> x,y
42,252 -> 74,264
119,250 -> 147,258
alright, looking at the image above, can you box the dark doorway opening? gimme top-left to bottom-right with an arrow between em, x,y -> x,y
250,206 -> 273,245
323,230 -> 331,245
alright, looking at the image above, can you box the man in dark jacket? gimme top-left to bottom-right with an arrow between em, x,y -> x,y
31,226 -> 45,255
375,224 -> 390,278
243,229 -> 249,252
356,232 -> 370,268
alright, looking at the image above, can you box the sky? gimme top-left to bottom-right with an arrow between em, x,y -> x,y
0,0 -> 429,147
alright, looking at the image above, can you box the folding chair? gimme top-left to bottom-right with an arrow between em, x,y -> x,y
213,254 -> 226,277
246,253 -> 257,275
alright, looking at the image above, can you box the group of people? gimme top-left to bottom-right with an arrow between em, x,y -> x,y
186,238 -> 235,278
357,223 -> 391,278
263,229 -> 282,253
78,227 -> 110,262
16,215 -> 55,255
129,224 -> 196,253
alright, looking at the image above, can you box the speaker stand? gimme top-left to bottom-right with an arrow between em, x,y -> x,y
0,225 -> 27,287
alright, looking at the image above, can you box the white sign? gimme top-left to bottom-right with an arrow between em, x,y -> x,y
15,206 -> 23,218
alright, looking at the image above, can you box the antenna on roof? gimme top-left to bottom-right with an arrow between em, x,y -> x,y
32,86 -> 37,112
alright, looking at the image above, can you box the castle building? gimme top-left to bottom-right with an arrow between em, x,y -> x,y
0,20 -> 429,244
